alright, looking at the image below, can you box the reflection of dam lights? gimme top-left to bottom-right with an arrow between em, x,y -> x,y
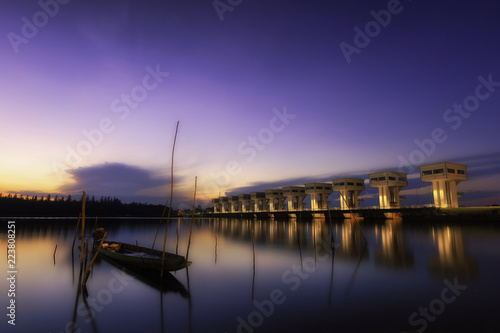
429,226 -> 478,280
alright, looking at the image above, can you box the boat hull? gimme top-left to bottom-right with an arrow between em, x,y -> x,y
97,241 -> 191,272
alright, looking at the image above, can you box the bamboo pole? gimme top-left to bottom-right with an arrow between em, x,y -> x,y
176,217 -> 181,255
83,239 -> 89,270
185,176 -> 197,261
152,203 -> 168,249
53,244 -> 57,265
80,192 -> 86,269
326,199 -> 336,250
161,121 -> 179,282
82,232 -> 107,286
71,213 -> 81,252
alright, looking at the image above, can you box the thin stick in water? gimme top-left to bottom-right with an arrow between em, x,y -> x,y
71,213 -> 81,252
53,244 -> 57,265
185,176 -> 197,261
82,232 -> 107,286
161,121 -> 180,283
79,192 -> 86,280
84,239 -> 89,270
176,217 -> 181,255
214,236 -> 218,264
326,198 -> 336,250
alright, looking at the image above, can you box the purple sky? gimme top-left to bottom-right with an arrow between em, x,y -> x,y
1,0 -> 499,208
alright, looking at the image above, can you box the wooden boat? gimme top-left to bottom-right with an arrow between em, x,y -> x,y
97,241 -> 191,272
99,252 -> 190,297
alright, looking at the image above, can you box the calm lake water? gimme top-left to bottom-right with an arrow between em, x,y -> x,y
2,217 -> 500,333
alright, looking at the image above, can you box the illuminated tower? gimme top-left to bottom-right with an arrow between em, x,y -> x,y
228,195 -> 240,213
265,189 -> 285,212
368,171 -> 407,209
283,186 -> 306,211
251,192 -> 266,212
419,162 -> 467,208
238,194 -> 251,212
211,198 -> 220,213
332,178 -> 365,210
305,183 -> 333,211
220,196 -> 229,213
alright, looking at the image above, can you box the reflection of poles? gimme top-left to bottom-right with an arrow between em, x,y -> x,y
160,290 -> 165,333
80,192 -> 86,270
72,250 -> 75,284
71,242 -> 86,332
214,236 -> 218,264
313,223 -> 317,266
70,195 -> 90,333
186,177 -> 198,261
251,227 -> 256,302
326,199 -> 336,250
186,267 -> 192,333
344,243 -> 367,302
70,278 -> 82,333
297,227 -> 303,270
328,244 -> 335,309
176,218 -> 181,255
82,291 -> 98,333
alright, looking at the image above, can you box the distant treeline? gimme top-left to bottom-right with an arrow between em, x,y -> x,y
0,193 -> 169,217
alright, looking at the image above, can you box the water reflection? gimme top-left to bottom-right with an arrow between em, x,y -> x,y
429,226 -> 479,281
1,218 -> 498,333
339,220 -> 369,260
212,217 -> 331,251
375,220 -> 414,269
